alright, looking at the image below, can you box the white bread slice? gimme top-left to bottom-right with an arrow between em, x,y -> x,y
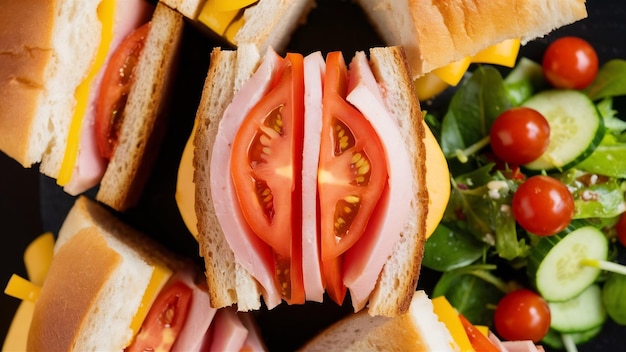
160,0 -> 315,53
193,45 -> 265,311
28,196 -> 186,351
356,0 -> 587,77
27,227 -> 152,351
365,46 -> 428,317
96,2 -> 184,211
193,46 -> 427,316
0,0 -> 101,174
298,290 -> 457,352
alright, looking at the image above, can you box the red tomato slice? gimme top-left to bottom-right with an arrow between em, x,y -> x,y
95,22 -> 150,160
231,53 -> 305,303
322,256 -> 347,305
126,279 -> 193,352
318,52 -> 388,261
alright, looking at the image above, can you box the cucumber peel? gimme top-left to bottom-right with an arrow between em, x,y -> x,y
522,90 -> 604,173
527,221 -> 608,302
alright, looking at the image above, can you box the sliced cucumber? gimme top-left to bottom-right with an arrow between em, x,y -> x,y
549,284 -> 607,333
527,220 -> 608,302
522,90 -> 604,172
541,325 -> 602,350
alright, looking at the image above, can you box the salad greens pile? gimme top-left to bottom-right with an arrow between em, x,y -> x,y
422,57 -> 626,349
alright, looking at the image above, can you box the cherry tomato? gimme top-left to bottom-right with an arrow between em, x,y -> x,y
616,212 -> 626,247
96,22 -> 150,160
542,36 -> 599,89
230,53 -> 305,304
318,52 -> 388,261
494,289 -> 551,343
490,107 -> 550,165
126,279 -> 193,352
512,175 -> 575,236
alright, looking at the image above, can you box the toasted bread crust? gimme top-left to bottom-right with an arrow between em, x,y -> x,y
97,2 -> 184,211
27,228 -> 122,352
366,46 -> 427,316
358,0 -> 587,77
193,47 -> 265,310
0,0 -> 55,167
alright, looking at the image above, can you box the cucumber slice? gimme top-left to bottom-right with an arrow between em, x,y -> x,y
527,221 -> 608,302
541,325 -> 602,349
522,90 -> 604,172
549,284 -> 607,333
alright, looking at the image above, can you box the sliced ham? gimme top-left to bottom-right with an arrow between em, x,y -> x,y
210,49 -> 284,309
301,51 -> 326,302
208,307 -> 249,352
172,269 -> 217,352
342,51 -> 413,311
64,0 -> 154,195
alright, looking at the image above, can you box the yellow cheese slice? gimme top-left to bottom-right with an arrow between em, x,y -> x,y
471,38 -> 521,67
210,0 -> 257,12
175,120 -> 199,239
4,274 -> 41,302
432,296 -> 476,352
423,121 -> 450,239
23,232 -> 54,286
414,39 -> 521,101
57,0 -> 116,185
198,0 -> 251,44
433,57 -> 472,86
2,300 -> 35,352
128,264 -> 173,340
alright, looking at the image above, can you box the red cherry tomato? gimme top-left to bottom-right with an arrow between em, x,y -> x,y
490,107 -> 551,165
616,212 -> 626,247
542,36 -> 599,89
494,289 -> 551,343
512,175 -> 575,236
96,22 -> 150,160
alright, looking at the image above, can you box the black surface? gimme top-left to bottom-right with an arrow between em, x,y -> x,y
1,0 -> 625,351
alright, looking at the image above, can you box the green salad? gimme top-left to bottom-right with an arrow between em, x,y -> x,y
422,37 -> 626,351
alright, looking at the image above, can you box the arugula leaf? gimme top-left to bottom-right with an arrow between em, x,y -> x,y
440,66 -> 512,158
584,59 -> 626,101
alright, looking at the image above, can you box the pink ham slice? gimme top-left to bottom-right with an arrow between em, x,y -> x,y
63,0 -> 154,195
341,51 -> 413,311
171,268 -> 217,352
301,51 -> 326,302
210,49 -> 284,309
208,307 -> 249,352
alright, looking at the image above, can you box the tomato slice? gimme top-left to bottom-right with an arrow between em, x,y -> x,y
321,256 -> 347,305
318,52 -> 388,261
126,279 -> 193,352
231,53 -> 305,303
95,22 -> 150,160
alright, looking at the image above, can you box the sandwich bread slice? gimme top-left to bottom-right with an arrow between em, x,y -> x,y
190,44 -> 432,316
356,0 -> 588,78
0,0 -> 184,211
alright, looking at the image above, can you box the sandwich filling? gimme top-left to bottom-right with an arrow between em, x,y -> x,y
57,0 -> 153,194
209,48 -> 417,310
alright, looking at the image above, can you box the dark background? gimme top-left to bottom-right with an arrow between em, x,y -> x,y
1,0 -> 624,350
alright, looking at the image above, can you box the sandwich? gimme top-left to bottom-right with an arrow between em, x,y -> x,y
161,0 -> 315,53
0,0 -> 184,211
4,195 -> 267,351
355,0 -> 588,99
175,43 -> 452,316
298,290 -> 547,352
